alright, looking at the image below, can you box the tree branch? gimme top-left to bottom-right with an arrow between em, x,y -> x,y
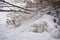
0,9 -> 31,14
2,0 -> 35,12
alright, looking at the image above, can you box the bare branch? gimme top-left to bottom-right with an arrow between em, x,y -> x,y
2,0 -> 35,12
0,9 -> 31,14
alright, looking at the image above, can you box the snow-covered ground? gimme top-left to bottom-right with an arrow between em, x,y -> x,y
0,0 -> 60,40
0,12 -> 60,40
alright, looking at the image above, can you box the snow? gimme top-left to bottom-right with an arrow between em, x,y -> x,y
0,12 -> 16,40
3,32 -> 50,40
0,12 -> 60,40
0,0 -> 60,40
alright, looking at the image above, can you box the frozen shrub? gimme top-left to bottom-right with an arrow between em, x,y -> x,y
31,18 -> 56,33
6,13 -> 23,27
32,23 -> 44,33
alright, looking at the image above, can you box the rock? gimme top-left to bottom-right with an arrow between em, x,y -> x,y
53,19 -> 57,23
47,12 -> 51,14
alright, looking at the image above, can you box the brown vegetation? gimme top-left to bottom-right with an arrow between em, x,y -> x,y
25,0 -> 60,8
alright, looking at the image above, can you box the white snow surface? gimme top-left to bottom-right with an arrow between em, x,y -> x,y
0,12 -> 60,40
0,0 -> 60,40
